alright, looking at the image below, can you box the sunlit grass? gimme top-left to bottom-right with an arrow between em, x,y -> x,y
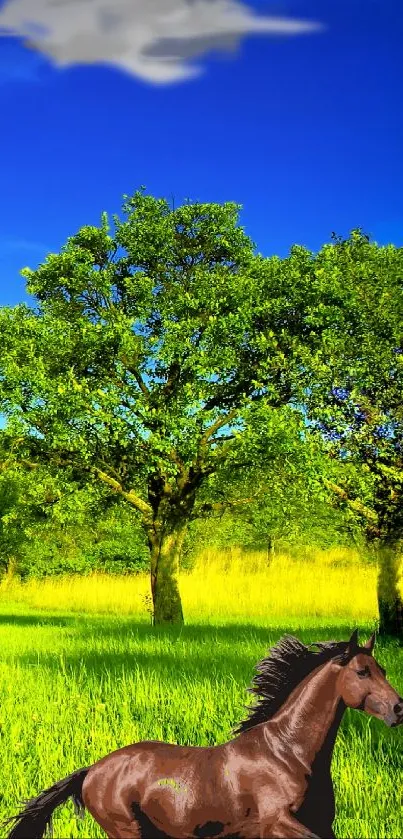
0,546 -> 402,838
0,545 -> 388,627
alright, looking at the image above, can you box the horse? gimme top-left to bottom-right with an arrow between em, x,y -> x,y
3,628 -> 403,839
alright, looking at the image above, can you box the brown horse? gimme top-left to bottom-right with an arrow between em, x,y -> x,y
3,629 -> 403,839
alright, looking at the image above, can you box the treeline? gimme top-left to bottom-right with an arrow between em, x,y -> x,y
0,453 -> 363,581
0,190 -> 402,631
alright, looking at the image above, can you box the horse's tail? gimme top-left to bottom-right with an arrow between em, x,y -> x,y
2,767 -> 89,839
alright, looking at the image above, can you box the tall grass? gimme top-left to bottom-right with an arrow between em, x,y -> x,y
0,546 -> 402,838
0,545 -> 383,625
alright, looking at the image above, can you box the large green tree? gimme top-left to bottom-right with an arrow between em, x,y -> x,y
0,190 -> 347,624
304,231 -> 403,636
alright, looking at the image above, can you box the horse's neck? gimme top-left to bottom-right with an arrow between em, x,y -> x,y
268,661 -> 344,771
322,694 -> 346,752
312,695 -> 346,771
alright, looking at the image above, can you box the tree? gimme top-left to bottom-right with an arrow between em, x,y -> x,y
0,442 -> 60,577
191,407 -> 362,558
0,441 -> 150,580
0,189 -> 350,624
0,469 -> 24,576
304,230 -> 403,636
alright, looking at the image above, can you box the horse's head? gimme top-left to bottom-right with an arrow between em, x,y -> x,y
336,629 -> 403,727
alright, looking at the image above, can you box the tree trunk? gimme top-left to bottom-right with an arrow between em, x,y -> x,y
148,524 -> 186,626
376,542 -> 403,637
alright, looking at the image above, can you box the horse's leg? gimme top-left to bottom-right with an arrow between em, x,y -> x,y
102,821 -> 140,839
266,811 -> 321,839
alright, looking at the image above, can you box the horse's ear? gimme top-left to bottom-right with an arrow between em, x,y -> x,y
345,629 -> 359,657
363,632 -> 376,653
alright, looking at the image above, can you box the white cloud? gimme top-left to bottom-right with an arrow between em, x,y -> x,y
0,0 -> 324,84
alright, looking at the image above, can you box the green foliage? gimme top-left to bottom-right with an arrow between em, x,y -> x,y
0,471 -> 25,572
16,502 -> 149,580
0,443 -> 149,579
304,230 -> 403,545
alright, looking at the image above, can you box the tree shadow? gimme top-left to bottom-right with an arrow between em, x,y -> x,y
2,616 -> 402,756
4,619 -> 386,690
0,612 -> 79,628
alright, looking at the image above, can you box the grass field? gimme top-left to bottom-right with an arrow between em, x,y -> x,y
0,546 -> 402,838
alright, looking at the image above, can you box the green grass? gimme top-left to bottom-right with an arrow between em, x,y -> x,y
0,547 -> 402,838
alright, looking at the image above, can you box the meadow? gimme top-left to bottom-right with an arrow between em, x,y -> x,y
0,546 -> 402,839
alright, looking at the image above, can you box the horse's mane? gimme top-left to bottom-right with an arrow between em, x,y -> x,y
233,634 -> 351,735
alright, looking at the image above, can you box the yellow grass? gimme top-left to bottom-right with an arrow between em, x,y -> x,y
1,545 -> 396,627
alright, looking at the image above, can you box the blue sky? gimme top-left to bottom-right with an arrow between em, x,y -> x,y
0,0 -> 402,310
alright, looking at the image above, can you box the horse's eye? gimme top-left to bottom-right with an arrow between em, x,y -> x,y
356,668 -> 370,678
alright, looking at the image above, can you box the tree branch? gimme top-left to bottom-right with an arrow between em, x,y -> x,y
208,434 -> 236,445
162,360 -> 181,399
192,493 -> 263,520
323,478 -> 379,525
199,408 -> 238,448
375,462 -> 403,483
120,354 -> 150,399
92,467 -> 152,519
